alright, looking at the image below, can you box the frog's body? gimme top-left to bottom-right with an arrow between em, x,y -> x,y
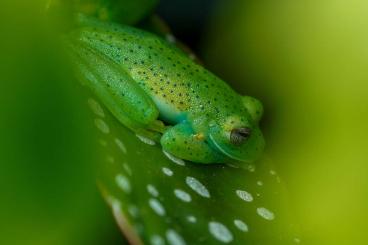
69,16 -> 265,164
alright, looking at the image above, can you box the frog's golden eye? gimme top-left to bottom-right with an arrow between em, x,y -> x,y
230,127 -> 251,145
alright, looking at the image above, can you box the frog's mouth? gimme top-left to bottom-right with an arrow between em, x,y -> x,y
208,126 -> 265,163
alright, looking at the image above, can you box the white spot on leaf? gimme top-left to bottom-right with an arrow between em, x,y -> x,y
166,229 -> 186,245
236,190 -> 254,202
115,174 -> 131,193
186,176 -> 210,198
162,167 -> 173,176
234,219 -> 248,232
149,198 -> 166,216
294,237 -> 301,243
174,189 -> 191,202
208,221 -> 233,243
187,215 -> 197,223
136,134 -> 156,145
247,164 -> 256,172
150,234 -> 165,245
147,184 -> 159,197
88,98 -> 104,117
94,118 -> 110,134
257,207 -> 275,220
114,138 -> 127,154
163,150 -> 185,166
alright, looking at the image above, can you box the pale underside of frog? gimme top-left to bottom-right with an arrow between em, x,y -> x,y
68,15 -> 265,165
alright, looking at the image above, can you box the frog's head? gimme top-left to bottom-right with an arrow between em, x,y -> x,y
208,96 -> 265,163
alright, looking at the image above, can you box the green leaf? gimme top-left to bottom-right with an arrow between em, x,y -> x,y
84,94 -> 301,244
61,0 -> 159,24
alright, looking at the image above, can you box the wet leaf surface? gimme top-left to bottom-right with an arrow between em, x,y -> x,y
84,94 -> 301,245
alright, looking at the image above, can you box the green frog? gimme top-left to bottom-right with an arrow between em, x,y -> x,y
68,15 -> 265,164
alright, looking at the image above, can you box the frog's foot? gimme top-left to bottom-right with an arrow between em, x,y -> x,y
134,120 -> 169,144
160,122 -> 226,164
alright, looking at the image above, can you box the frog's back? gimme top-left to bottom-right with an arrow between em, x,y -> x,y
74,22 -> 246,123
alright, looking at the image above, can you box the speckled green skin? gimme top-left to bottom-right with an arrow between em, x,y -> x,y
68,16 -> 265,164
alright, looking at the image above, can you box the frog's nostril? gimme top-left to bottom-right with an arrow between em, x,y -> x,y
230,127 -> 251,145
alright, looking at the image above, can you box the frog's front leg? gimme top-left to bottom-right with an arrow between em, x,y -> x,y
160,122 -> 226,164
68,40 -> 165,141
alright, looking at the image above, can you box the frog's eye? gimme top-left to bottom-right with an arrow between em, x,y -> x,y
230,127 -> 251,145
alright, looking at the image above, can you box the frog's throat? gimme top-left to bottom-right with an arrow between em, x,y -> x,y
153,97 -> 186,124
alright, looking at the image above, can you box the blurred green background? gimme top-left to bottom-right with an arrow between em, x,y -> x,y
1,0 -> 367,244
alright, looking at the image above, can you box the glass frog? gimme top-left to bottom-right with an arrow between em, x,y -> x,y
67,15 -> 265,165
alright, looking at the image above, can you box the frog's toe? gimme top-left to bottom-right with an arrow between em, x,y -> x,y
147,120 -> 167,133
